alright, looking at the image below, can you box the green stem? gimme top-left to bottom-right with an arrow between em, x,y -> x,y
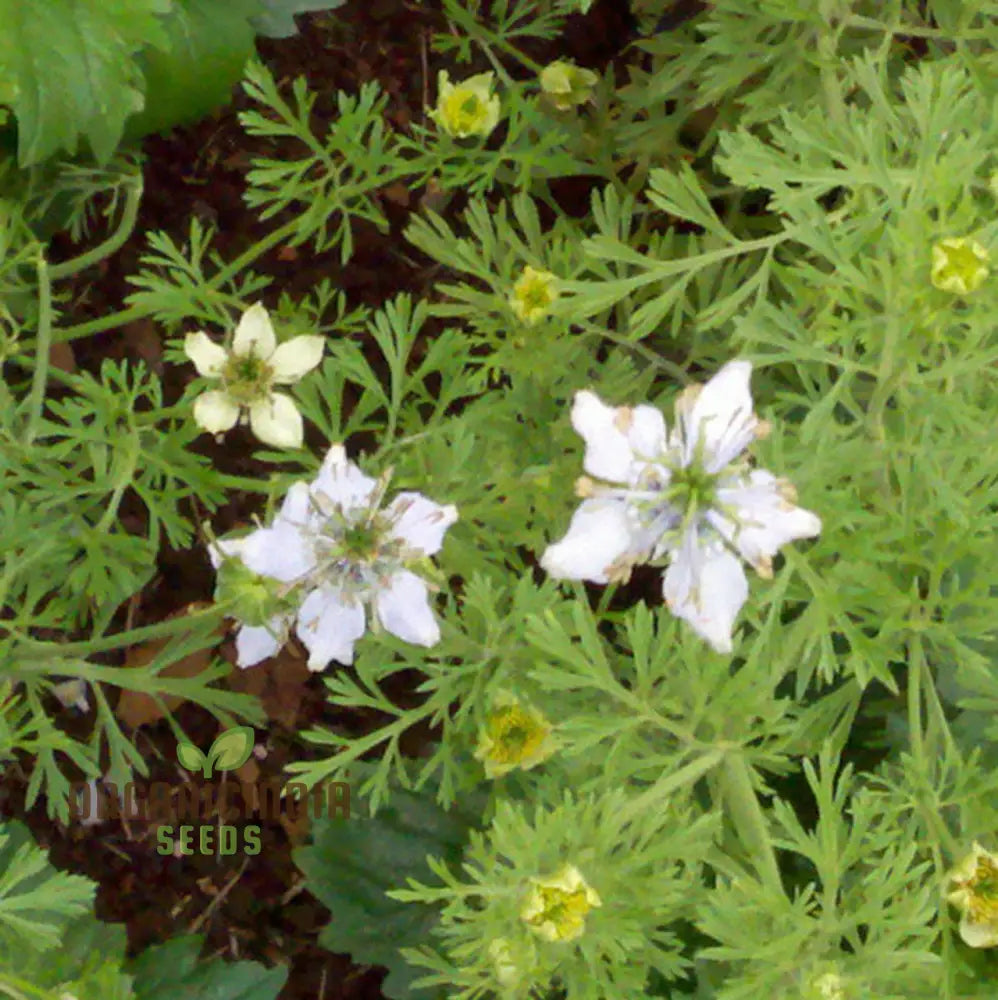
47,178 -> 142,282
907,632 -> 926,769
719,752 -> 783,894
12,603 -> 226,659
21,254 -> 52,445
95,435 -> 141,533
50,302 -> 149,344
38,215 -> 304,348
615,747 -> 726,826
844,13 -> 990,38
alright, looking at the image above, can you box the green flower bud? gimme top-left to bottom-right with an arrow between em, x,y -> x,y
214,557 -> 297,628
539,60 -> 599,110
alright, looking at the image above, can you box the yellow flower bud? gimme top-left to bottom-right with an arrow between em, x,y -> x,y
947,842 -> 998,947
930,236 -> 990,294
539,60 -> 599,110
520,864 -> 601,942
474,693 -> 556,778
509,266 -> 558,325
430,71 -> 501,139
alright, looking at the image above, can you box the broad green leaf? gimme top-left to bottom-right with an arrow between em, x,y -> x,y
294,765 -> 487,999
0,0 -> 172,165
127,0 -> 263,140
252,0 -> 348,38
176,742 -> 207,773
128,936 -> 288,1000
205,726 -> 255,775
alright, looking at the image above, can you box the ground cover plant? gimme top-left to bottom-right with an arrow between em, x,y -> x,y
2,0 -> 998,997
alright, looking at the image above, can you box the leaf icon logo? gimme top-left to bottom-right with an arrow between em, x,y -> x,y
175,727 -> 255,779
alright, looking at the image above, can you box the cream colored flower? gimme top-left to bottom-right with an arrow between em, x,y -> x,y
184,303 -> 324,448
930,237 -> 990,294
521,864 -> 601,942
474,693 -> 556,778
947,842 -> 998,947
539,60 -> 599,110
430,71 -> 501,139
509,266 -> 558,325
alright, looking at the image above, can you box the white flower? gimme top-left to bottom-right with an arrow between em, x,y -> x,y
184,303 -> 324,448
540,361 -> 821,653
210,444 -> 458,671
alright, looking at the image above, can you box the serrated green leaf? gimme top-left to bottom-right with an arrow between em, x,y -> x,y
294,766 -> 487,999
15,910 -> 132,995
128,935 -> 288,1000
206,726 -> 255,775
0,0 -> 172,165
127,0 -> 262,140
0,820 -> 94,951
251,0 -> 347,38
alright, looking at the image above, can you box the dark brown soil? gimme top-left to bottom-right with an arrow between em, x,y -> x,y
2,1 -> 672,996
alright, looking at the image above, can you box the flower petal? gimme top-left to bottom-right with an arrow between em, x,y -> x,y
310,444 -> 377,511
385,493 -> 458,555
234,619 -> 286,668
960,917 -> 998,949
295,586 -> 366,670
277,480 -> 319,532
375,570 -> 441,646
710,470 -> 821,576
662,530 -> 748,653
232,302 -> 277,359
193,390 -> 240,434
208,534 -> 249,570
540,499 -> 637,584
627,403 -> 668,460
238,520 -> 315,582
676,360 -> 758,472
248,393 -> 304,448
269,335 -> 325,383
184,331 -> 228,377
570,390 -> 639,484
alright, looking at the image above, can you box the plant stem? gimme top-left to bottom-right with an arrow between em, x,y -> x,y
47,177 -> 142,282
615,747 -> 726,826
21,254 -> 52,445
38,216 -> 304,348
12,603 -> 226,659
719,752 -> 783,894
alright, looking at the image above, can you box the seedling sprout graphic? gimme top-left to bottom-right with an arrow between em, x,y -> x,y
177,726 -> 255,779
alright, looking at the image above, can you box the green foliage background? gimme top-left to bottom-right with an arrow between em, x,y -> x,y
1,0 -> 998,997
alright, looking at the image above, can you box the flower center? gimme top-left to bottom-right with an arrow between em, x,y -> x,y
938,243 -> 983,284
521,282 -> 552,311
968,857 -> 998,922
445,91 -> 484,132
222,354 -> 273,405
526,885 -> 593,936
667,462 -> 718,515
341,523 -> 380,561
312,506 -> 407,600
487,706 -> 547,764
